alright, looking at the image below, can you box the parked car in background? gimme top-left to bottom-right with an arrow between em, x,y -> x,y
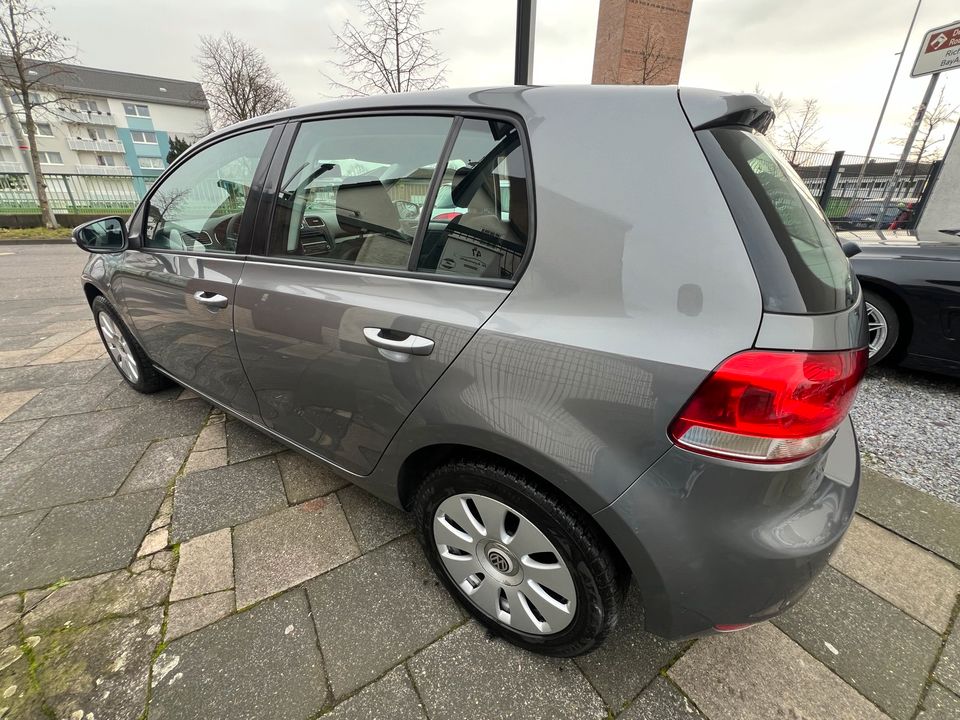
833,198 -> 916,231
845,229 -> 960,376
73,86 -> 866,656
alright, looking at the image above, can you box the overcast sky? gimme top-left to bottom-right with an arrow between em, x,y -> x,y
53,0 -> 960,157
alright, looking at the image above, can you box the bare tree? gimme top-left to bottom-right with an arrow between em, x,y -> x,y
0,0 -> 76,229
327,0 -> 446,96
196,32 -> 292,128
629,26 -> 671,85
782,98 -> 827,163
890,86 -> 959,182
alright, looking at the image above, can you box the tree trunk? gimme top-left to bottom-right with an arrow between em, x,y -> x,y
20,100 -> 57,229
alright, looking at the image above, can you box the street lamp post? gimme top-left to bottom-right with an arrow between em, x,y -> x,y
515,0 -> 537,85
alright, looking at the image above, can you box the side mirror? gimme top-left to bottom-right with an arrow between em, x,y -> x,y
841,240 -> 861,258
72,216 -> 127,253
394,200 -> 419,220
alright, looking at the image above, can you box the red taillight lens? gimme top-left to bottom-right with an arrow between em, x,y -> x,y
432,212 -> 462,222
668,349 -> 867,463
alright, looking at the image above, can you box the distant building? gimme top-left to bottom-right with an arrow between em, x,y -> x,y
592,0 -> 694,85
0,60 -> 210,214
793,159 -> 935,201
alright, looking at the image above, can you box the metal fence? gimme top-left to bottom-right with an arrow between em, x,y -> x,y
0,173 -> 154,215
782,148 -> 940,230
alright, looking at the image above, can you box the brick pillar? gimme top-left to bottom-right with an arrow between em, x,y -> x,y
592,0 -> 694,85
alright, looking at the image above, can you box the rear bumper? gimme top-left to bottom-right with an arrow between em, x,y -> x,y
595,417 -> 859,639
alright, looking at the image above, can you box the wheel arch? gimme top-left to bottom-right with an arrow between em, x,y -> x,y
858,276 -> 912,355
82,281 -> 104,306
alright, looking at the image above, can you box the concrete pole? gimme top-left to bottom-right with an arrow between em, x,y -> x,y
515,0 -> 537,85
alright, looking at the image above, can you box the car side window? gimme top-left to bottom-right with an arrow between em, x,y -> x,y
414,118 -> 530,280
143,128 -> 271,254
270,115 -> 453,270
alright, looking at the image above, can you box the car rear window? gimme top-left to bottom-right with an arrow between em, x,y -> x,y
700,127 -> 857,314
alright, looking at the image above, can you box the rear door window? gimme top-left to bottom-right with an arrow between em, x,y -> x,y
703,128 -> 856,313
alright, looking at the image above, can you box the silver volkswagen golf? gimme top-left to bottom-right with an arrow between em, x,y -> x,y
75,86 -> 867,656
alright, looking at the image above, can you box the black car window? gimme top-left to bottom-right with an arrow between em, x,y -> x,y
414,118 -> 530,281
143,128 -> 270,254
269,115 -> 453,270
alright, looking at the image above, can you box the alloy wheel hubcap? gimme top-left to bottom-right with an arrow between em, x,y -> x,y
864,302 -> 888,358
433,493 -> 577,635
97,311 -> 140,383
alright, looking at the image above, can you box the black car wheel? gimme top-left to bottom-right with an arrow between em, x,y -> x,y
413,459 -> 625,657
92,296 -> 170,393
864,291 -> 900,365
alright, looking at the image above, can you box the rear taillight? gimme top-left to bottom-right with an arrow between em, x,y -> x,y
668,349 -> 867,463
432,212 -> 462,222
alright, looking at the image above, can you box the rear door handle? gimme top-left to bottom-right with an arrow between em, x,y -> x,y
363,327 -> 434,356
193,290 -> 229,309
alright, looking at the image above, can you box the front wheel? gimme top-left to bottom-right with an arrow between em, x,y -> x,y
413,460 -> 625,656
92,296 -> 170,393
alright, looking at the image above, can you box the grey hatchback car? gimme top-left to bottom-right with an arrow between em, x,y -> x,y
74,86 -> 867,657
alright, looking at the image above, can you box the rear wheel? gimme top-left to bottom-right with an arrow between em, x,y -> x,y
413,460 -> 624,656
864,291 -> 900,365
92,296 -> 169,393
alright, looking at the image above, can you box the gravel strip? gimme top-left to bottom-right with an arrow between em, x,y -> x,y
852,366 -> 960,507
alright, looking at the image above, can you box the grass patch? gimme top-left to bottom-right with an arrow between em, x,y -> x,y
0,226 -> 72,240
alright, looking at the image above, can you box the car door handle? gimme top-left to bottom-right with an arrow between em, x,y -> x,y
193,290 -> 229,309
363,327 -> 434,356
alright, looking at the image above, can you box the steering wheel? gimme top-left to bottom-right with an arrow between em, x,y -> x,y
224,212 -> 242,251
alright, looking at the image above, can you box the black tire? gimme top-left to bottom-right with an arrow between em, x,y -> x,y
413,460 -> 625,656
864,290 -> 900,366
91,295 -> 170,393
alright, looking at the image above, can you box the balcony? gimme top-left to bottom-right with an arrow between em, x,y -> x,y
67,138 -> 126,153
0,133 -> 12,147
74,164 -> 133,176
0,161 -> 25,173
59,109 -> 115,126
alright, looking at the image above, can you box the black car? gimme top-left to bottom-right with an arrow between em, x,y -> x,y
844,229 -> 960,376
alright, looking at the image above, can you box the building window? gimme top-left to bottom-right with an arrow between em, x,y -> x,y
34,122 -> 53,136
10,91 -> 42,105
139,157 -> 163,170
77,99 -> 100,113
38,151 -> 62,164
96,155 -> 116,167
123,103 -> 150,118
86,127 -> 108,141
131,130 -> 157,144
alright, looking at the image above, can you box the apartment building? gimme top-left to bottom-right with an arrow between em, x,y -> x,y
0,61 -> 210,212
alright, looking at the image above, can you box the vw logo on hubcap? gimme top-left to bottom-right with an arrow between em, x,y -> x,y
487,549 -> 512,574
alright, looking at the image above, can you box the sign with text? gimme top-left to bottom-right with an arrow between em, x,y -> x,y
912,20 -> 960,77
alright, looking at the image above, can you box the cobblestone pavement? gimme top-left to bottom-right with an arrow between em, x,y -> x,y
0,245 -> 958,720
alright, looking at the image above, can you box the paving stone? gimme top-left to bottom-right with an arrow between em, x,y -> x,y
0,389 -> 39,422
669,623 -> 888,720
0,347 -> 46,368
34,607 -> 163,720
170,457 -> 287,542
0,359 -> 107,391
234,496 -> 359,608
177,388 -> 199,401
774,566 -> 940,720
278,450 -> 347,504
29,343 -> 83,365
618,677 -> 705,720
170,529 -> 234,602
193,422 -> 226,452
150,589 -> 327,720
138,526 -> 169,556
936,624 -> 960,696
22,567 -> 170,636
917,683 -> 960,720
307,535 -> 464,698
0,419 -> 43,461
110,398 -> 210,446
118,436 -> 193,494
830,515 -> 960,633
166,590 -> 235,641
0,510 -> 45,564
0,595 -> 18,633
857,468 -> 960,565
0,625 -> 45,719
322,666 -> 426,720
183,446 -> 227,473
226,419 -> 284,463
150,549 -> 174,572
410,621 -> 606,720
5,381 -> 118,422
0,488 -> 164,594
0,442 -> 148,514
338,484 -> 413,553
96,381 -> 180,410
575,586 -> 689,712
5,407 -> 136,463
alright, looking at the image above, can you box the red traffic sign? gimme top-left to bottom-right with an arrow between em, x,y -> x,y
913,20 -> 960,77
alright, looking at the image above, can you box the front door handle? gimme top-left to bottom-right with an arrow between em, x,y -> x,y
363,327 -> 434,356
193,290 -> 229,309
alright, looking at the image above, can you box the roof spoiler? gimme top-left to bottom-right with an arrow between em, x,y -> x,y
678,88 -> 775,134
